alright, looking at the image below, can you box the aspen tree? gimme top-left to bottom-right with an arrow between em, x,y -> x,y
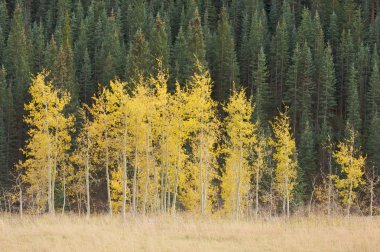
182,62 -> 218,214
23,71 -> 73,214
106,80 -> 131,218
270,108 -> 297,218
129,77 -> 151,215
222,88 -> 255,218
167,83 -> 188,213
88,87 -> 115,216
72,109 -> 92,218
252,130 -> 269,219
331,127 -> 366,217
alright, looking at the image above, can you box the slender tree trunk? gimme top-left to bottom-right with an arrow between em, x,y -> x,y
328,152 -> 333,216
347,181 -> 353,217
19,182 -> 22,218
235,144 -> 243,219
85,147 -> 90,219
255,168 -> 259,220
105,132 -> 112,217
62,175 -> 66,215
199,135 -> 204,215
143,129 -> 150,215
285,173 -> 290,219
172,142 -> 181,214
132,135 -> 138,216
370,179 -> 374,217
122,119 -> 128,219
45,104 -> 53,215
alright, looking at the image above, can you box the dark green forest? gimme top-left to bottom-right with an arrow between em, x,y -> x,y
0,0 -> 380,215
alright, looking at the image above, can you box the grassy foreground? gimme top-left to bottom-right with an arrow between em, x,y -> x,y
0,214 -> 379,252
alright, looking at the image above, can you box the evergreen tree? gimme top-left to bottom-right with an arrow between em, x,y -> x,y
285,43 -> 314,135
5,4 -> 30,115
319,45 -> 337,128
31,22 -> 45,73
172,26 -> 190,85
253,47 -> 270,124
270,18 -> 290,109
126,29 -> 152,82
367,48 -> 380,120
297,120 -> 317,200
212,7 -> 239,101
367,112 -> 380,174
337,30 -> 354,117
186,8 -> 207,74
150,14 -> 170,73
0,67 -> 7,185
346,64 -> 361,132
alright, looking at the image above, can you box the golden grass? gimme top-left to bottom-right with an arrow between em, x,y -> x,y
0,214 -> 379,252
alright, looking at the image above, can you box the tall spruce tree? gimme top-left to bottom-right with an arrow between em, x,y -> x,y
212,7 -> 239,101
346,64 -> 361,132
253,47 -> 270,124
126,29 -> 152,82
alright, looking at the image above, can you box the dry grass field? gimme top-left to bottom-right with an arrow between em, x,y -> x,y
0,214 -> 379,252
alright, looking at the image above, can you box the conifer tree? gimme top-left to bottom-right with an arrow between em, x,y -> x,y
172,26 -> 190,85
367,112 -> 380,174
5,4 -> 32,174
126,29 -> 152,81
150,14 -> 170,74
319,45 -> 337,128
186,8 -> 207,74
347,64 -> 361,132
297,120 -> 317,200
367,49 -> 380,120
253,47 -> 270,124
0,67 -> 7,185
270,18 -> 289,108
213,7 -> 239,101
270,108 -> 298,218
285,43 -> 314,135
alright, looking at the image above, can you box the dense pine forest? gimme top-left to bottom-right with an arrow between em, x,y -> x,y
0,0 -> 379,218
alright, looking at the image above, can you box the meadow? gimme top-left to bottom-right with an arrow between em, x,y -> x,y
0,214 -> 379,252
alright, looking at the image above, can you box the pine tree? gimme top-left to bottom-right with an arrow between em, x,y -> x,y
319,45 -> 337,128
0,0 -> 8,65
186,8 -> 207,74
337,30 -> 354,117
270,18 -> 290,108
5,4 -> 31,167
297,120 -> 317,200
253,47 -> 270,124
0,67 -> 7,185
222,88 -> 255,218
346,64 -> 361,132
5,4 -> 30,114
172,26 -> 190,85
150,14 -> 170,74
213,7 -> 239,101
126,0 -> 146,41
367,112 -> 380,174
126,29 -> 152,82
285,43 -> 314,136
367,48 -> 380,120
